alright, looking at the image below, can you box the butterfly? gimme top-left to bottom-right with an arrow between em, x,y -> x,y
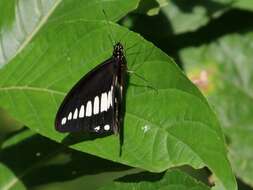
55,42 -> 127,136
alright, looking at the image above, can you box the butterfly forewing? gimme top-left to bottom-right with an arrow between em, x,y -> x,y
55,58 -> 116,134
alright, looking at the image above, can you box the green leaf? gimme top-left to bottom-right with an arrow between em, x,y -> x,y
0,0 -> 140,66
0,133 -> 65,189
0,108 -> 23,145
0,18 -> 236,190
159,0 -> 253,35
98,169 -> 210,190
138,0 -> 231,34
0,163 -> 26,190
1,128 -> 35,149
233,0 -> 253,11
159,0 -> 231,34
0,132 -> 137,189
181,32 -> 253,187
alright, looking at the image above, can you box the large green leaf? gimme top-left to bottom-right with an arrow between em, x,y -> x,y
181,32 -> 253,187
0,163 -> 26,190
0,0 -> 140,66
0,17 -> 236,190
98,169 -> 210,190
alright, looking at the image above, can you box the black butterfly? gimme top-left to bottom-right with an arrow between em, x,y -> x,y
55,42 -> 127,135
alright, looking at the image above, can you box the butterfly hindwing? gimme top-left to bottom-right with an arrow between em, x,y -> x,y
55,58 -> 117,134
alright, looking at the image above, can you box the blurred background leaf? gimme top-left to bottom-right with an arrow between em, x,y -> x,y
232,0 -> 253,11
0,108 -> 23,148
145,0 -> 231,34
180,30 -> 253,187
121,0 -> 253,68
0,162 -> 26,190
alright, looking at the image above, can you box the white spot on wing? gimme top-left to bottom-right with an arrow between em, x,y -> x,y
104,124 -> 110,131
86,101 -> 92,117
79,105 -> 85,118
61,117 -> 67,125
73,108 -> 78,119
79,105 -> 84,118
111,86 -> 113,106
107,89 -> 112,109
100,92 -> 107,112
93,96 -> 99,114
68,112 -> 72,120
94,126 -> 100,132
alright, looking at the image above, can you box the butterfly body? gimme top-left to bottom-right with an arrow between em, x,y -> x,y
55,42 -> 126,135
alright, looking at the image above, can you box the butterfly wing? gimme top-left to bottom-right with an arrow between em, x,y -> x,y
55,58 -> 116,134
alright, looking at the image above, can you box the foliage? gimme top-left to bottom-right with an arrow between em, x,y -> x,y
1,0 -> 252,190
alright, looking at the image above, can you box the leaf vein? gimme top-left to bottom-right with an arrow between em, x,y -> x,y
0,86 -> 65,96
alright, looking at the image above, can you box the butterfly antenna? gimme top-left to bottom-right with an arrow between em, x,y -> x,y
124,41 -> 127,53
132,45 -> 155,72
118,29 -> 130,44
127,70 -> 158,93
127,43 -> 143,69
103,9 -> 115,46
125,41 -> 139,52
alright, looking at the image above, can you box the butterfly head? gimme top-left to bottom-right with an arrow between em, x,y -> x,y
113,42 -> 124,59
